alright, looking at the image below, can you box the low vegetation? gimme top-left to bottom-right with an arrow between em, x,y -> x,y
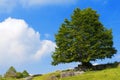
62,67 -> 120,80
33,72 -> 59,80
33,66 -> 120,80
0,66 -> 29,80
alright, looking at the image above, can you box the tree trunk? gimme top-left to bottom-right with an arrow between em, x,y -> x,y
81,62 -> 93,69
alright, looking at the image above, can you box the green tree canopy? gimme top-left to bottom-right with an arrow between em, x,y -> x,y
4,66 -> 17,78
22,70 -> 29,78
52,8 -> 117,67
16,72 -> 23,78
4,66 -> 29,79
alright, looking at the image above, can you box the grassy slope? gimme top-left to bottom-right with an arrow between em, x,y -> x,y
33,71 -> 61,80
0,78 -> 24,80
62,67 -> 120,80
33,67 -> 120,80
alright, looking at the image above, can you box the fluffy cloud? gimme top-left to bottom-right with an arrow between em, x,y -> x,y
0,17 -> 56,66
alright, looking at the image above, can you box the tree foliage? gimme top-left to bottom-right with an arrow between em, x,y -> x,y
4,66 -> 17,78
16,72 -> 23,78
22,70 -> 29,78
52,8 -> 117,66
4,66 -> 29,79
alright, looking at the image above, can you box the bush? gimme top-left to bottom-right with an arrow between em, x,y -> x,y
22,70 -> 29,78
16,72 -> 23,78
4,66 -> 29,79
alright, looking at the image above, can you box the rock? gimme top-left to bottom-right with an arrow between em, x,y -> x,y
60,71 -> 84,78
118,63 -> 120,67
61,71 -> 75,78
24,76 -> 33,80
48,75 -> 58,80
74,71 -> 84,75
23,74 -> 42,80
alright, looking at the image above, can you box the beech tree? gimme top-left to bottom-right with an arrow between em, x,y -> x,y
52,8 -> 117,67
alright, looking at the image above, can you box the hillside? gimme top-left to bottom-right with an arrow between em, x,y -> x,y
33,67 -> 120,80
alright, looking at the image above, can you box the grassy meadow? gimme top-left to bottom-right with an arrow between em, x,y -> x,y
33,67 -> 120,80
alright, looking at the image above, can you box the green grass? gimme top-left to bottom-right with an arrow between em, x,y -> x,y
33,73 -> 52,80
0,78 -> 24,80
33,67 -> 120,80
33,71 -> 61,80
0,78 -> 17,80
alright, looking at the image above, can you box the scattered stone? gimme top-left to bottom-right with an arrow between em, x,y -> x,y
24,74 -> 42,80
24,76 -> 33,80
74,71 -> 84,75
61,71 -> 75,78
48,75 -> 58,80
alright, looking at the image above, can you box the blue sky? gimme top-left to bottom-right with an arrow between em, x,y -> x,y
0,0 -> 120,75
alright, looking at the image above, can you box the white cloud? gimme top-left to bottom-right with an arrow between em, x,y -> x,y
44,34 -> 50,39
20,0 -> 77,7
34,40 -> 55,60
0,17 -> 56,66
0,0 -> 17,13
91,0 -> 108,4
0,0 -> 77,13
